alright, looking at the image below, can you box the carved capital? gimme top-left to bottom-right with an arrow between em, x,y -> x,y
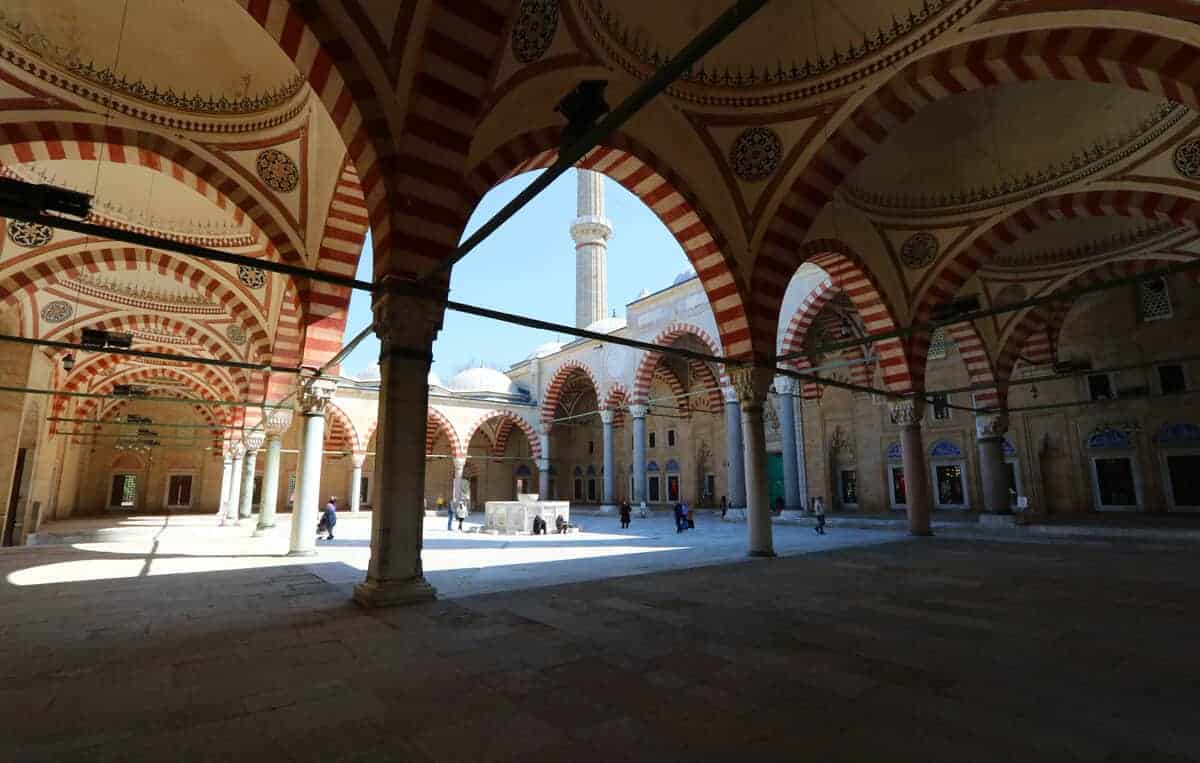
730,366 -> 773,407
721,385 -> 738,404
373,280 -> 444,359
243,430 -> 265,453
298,378 -> 337,415
452,456 -> 467,475
228,441 -> 245,459
975,413 -> 1009,440
888,398 -> 924,427
536,458 -> 551,472
774,375 -> 798,396
628,404 -> 649,419
599,409 -> 615,425
352,452 -> 368,468
263,408 -> 293,436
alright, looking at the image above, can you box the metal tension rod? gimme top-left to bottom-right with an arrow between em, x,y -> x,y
424,0 -> 770,281
45,417 -> 227,430
787,255 -> 1200,361
5,209 -> 373,292
0,383 -> 291,409
0,332 -> 300,374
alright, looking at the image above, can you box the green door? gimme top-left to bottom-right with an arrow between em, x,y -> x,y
767,453 -> 784,511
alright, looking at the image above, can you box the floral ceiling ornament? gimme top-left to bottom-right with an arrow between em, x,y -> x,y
899,232 -> 939,269
40,300 -> 73,323
7,220 -> 53,248
226,324 -> 246,346
1172,137 -> 1200,179
511,0 -> 559,64
730,127 -> 783,182
237,265 -> 266,289
255,149 -> 299,193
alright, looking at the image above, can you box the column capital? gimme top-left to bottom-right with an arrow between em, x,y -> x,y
243,430 -> 265,453
536,458 -> 551,472
352,452 -> 367,468
599,409 -> 615,425
888,398 -> 924,427
774,375 -> 799,396
374,281 -> 444,358
263,408 -> 293,436
298,378 -> 337,415
629,404 -> 648,419
721,385 -> 738,404
228,441 -> 245,459
730,366 -> 773,406
452,455 -> 467,472
975,413 -> 1009,440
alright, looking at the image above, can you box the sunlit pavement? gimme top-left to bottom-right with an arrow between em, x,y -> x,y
17,511 -> 908,598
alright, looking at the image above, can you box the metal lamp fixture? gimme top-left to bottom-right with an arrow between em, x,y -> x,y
62,353 -> 75,372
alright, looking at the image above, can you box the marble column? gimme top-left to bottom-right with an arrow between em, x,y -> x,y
796,395 -> 808,511
775,377 -> 803,515
452,456 -> 467,505
537,431 -> 551,500
225,444 -> 244,526
976,414 -> 1010,514
723,387 -> 746,508
353,289 -> 443,608
733,367 -> 775,556
600,409 -> 615,508
631,404 -> 648,507
217,452 -> 234,525
349,452 -> 366,513
288,378 -> 336,556
891,400 -> 933,536
238,433 -> 263,520
254,416 -> 288,536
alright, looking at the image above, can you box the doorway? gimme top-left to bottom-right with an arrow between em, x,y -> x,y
2,448 -> 26,546
1162,451 -> 1200,511
109,474 -> 138,511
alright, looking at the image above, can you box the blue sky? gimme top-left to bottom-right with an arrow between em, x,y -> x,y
341,170 -> 694,380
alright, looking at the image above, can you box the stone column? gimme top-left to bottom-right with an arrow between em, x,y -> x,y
537,430 -> 551,500
976,414 -> 1010,515
631,404 -> 648,507
796,395 -> 808,510
891,400 -> 933,536
733,367 -> 775,556
217,452 -> 234,525
353,290 -> 443,608
775,377 -> 803,517
451,456 -> 467,505
254,413 -> 289,536
349,452 -> 366,513
723,387 -> 746,508
600,409 -> 616,509
238,432 -> 263,520
288,378 -> 336,556
225,444 -> 244,526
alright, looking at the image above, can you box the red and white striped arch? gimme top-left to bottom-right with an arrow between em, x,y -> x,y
687,359 -> 725,411
427,407 -> 463,458
0,244 -> 272,362
650,364 -> 691,419
540,361 -> 602,424
69,367 -> 235,433
95,396 -> 226,449
943,322 -> 1001,410
916,189 -> 1200,324
631,323 -> 730,405
778,276 -> 837,359
467,128 -> 752,359
755,24 -> 1200,352
59,351 -> 242,412
462,410 -> 541,461
324,402 -> 361,453
603,382 -> 630,428
47,313 -> 244,367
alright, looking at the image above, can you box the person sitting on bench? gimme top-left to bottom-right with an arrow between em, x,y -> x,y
532,515 -> 547,535
555,515 -> 569,534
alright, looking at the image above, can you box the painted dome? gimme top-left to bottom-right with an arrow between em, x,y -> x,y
527,341 -> 563,360
672,269 -> 697,285
448,367 -> 519,395
584,316 -> 627,334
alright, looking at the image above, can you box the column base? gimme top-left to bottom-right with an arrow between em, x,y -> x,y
252,524 -> 275,537
779,510 -> 807,522
748,549 -> 776,558
353,577 -> 438,608
287,548 -> 318,557
722,508 -> 747,522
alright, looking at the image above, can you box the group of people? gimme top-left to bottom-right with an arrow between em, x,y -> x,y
673,501 -> 693,533
435,496 -> 470,531
532,514 -> 571,534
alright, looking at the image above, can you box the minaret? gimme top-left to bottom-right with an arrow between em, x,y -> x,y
571,169 -> 612,328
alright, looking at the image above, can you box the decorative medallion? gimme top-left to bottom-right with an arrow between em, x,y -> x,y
899,232 -> 939,269
995,284 -> 1026,306
730,127 -> 783,182
40,300 -> 73,323
7,220 -> 53,248
226,324 -> 246,346
237,265 -> 266,289
255,149 -> 299,193
1172,138 -> 1200,179
511,0 -> 558,64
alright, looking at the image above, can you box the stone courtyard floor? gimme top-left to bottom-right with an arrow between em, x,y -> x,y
2,513 -> 1198,761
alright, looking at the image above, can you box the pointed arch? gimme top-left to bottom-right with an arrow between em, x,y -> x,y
324,402 -> 362,453
426,407 -> 463,458
603,382 -> 630,428
462,410 -> 541,460
540,360 -> 602,424
632,323 -> 730,406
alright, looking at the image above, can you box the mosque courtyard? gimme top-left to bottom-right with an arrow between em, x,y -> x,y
3,514 -> 1198,762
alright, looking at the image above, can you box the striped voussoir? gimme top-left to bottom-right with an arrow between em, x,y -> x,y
687,359 -> 725,411
603,383 -> 630,428
324,402 -> 361,453
427,407 -> 463,458
778,276 -> 837,400
463,410 -> 541,461
917,189 -> 1200,324
631,323 -> 730,406
466,127 -> 751,359
68,366 -> 235,430
541,361 -> 602,424
88,397 -> 224,448
77,314 -> 249,368
68,354 -> 241,407
755,26 -> 1200,351
0,121 -> 307,265
943,322 -> 1000,410
0,245 -> 272,364
650,364 -> 690,418
302,159 -> 369,367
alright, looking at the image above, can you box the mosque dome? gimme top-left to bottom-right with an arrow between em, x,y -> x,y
584,316 -> 627,334
672,269 -> 697,286
527,341 -> 564,360
428,370 -> 444,388
355,363 -> 381,382
448,367 -> 519,395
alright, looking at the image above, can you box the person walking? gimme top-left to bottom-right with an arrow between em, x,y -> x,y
455,499 -> 468,531
685,501 -> 694,530
438,496 -> 452,531
720,495 -> 727,519
813,496 -> 826,535
619,500 -> 631,529
673,502 -> 685,533
317,496 -> 337,541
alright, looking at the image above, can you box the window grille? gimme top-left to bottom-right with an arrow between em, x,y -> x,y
927,328 -> 948,360
1138,277 -> 1172,321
